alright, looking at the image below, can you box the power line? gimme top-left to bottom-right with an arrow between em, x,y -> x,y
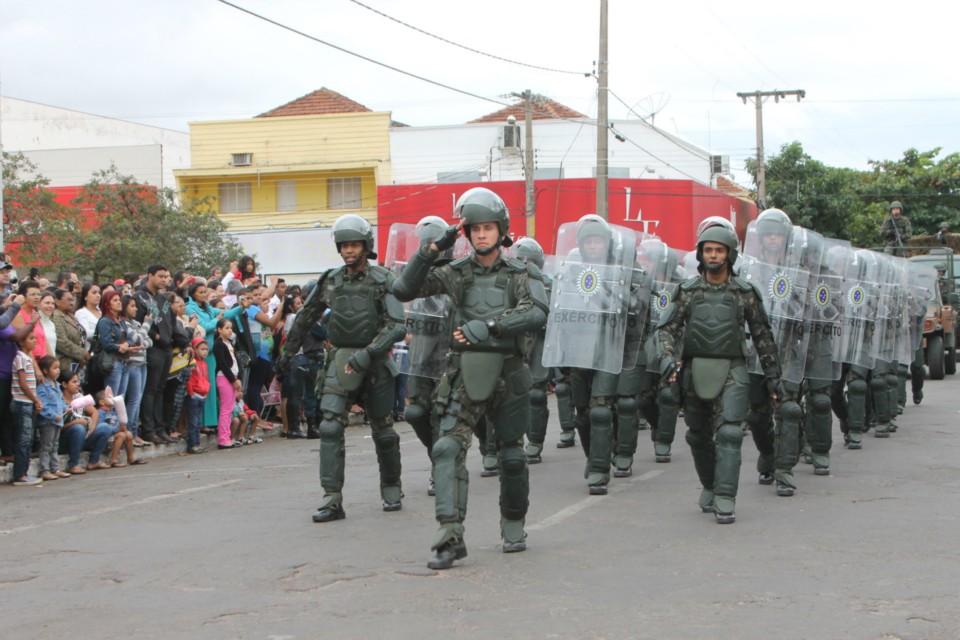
346,0 -> 591,77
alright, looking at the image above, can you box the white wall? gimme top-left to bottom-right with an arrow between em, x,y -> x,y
1,96 -> 189,189
389,119 -> 711,185
229,227 -> 367,284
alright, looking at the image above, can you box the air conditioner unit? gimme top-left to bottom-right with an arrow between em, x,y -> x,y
231,153 -> 253,166
502,125 -> 520,149
710,155 -> 729,175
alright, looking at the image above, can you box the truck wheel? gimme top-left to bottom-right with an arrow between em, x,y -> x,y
928,335 -> 945,380
947,347 -> 957,375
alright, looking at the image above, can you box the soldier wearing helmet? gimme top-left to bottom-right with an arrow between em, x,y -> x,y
881,200 -> 911,257
392,187 -> 549,569
279,214 -> 407,524
655,222 -> 781,524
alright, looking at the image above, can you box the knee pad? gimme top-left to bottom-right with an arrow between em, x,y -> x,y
371,426 -> 399,449
870,376 -> 886,394
588,404 -> 613,428
554,381 -> 571,399
716,424 -> 744,447
499,446 -> 526,476
616,395 -> 638,416
810,392 -> 832,416
658,384 -> 679,407
318,419 -> 343,440
746,406 -> 771,432
529,387 -> 547,408
848,379 -> 867,400
780,400 -> 802,426
432,435 -> 462,463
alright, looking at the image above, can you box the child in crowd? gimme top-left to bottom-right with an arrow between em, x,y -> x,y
35,355 -> 70,480
231,400 -> 250,445
212,318 -> 243,449
185,337 -> 210,454
94,390 -> 147,468
11,332 -> 43,486
58,371 -> 103,474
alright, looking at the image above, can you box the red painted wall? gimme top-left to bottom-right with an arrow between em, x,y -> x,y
377,178 -> 756,257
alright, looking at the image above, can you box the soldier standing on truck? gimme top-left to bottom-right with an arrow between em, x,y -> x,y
881,201 -> 911,257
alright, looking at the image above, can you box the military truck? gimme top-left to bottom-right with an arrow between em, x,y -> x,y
908,248 -> 958,379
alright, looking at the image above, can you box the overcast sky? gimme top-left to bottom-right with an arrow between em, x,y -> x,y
2,0 -> 958,186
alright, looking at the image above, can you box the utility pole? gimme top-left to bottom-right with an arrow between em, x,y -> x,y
736,89 -> 805,209
510,90 -> 537,238
596,0 -> 609,220
523,90 -> 535,238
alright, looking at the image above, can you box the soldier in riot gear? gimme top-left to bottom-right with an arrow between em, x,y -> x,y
392,187 -> 549,570
657,223 -> 781,524
881,200 -> 912,257
278,214 -> 407,523
559,215 -> 646,491
740,209 -> 794,490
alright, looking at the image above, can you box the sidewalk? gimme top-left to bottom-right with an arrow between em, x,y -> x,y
0,423 -> 285,485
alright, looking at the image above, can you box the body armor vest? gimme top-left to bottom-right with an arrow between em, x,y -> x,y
682,285 -> 745,359
327,270 -> 382,348
453,263 -> 517,353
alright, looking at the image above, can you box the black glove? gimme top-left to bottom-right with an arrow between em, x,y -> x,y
347,348 -> 372,373
459,320 -> 490,345
660,356 -> 679,379
433,225 -> 460,252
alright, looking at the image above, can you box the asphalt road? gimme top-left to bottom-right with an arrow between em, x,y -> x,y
2,375 -> 960,640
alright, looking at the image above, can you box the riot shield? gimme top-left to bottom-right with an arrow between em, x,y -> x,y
638,240 -> 687,372
803,238 -> 850,381
873,253 -> 901,364
887,257 -> 914,364
542,221 -> 637,374
841,249 -> 882,368
383,223 -> 452,379
908,263 -> 938,353
741,222 -> 822,384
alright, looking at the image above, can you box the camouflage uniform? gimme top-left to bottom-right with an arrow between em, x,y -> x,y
881,201 -> 911,257
657,226 -> 781,524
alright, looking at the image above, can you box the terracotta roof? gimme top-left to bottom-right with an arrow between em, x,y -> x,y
715,176 -> 754,199
468,96 -> 587,123
257,87 -> 372,118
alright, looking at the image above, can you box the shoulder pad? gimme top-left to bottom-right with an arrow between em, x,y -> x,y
366,265 -> 391,284
522,261 -> 545,280
679,275 -> 702,291
730,275 -> 761,294
450,256 -> 472,270
501,256 -> 528,272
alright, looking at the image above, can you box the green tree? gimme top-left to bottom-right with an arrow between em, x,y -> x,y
1,151 -> 86,269
73,167 -> 246,281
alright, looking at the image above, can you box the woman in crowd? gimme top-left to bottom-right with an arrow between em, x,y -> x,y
244,286 -> 282,419
277,293 -> 304,437
122,295 -> 152,447
95,289 -> 133,397
52,288 -> 88,376
37,291 -> 58,362
75,283 -> 102,350
57,370 -> 99,475
162,292 -> 199,439
13,280 -> 50,359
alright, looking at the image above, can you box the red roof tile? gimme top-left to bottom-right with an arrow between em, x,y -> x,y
257,87 -> 372,118
715,175 -> 754,199
468,96 -> 587,123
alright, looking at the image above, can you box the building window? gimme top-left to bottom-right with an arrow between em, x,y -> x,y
219,182 -> 252,213
277,180 -> 297,212
328,176 -> 362,210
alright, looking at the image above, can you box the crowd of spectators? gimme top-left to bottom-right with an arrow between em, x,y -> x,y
0,253 -> 320,486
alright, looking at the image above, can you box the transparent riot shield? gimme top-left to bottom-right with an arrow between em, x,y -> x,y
887,257 -> 914,364
841,249 -> 882,368
525,256 -> 558,383
873,253 -> 901,365
639,240 -> 687,372
741,223 -> 822,384
908,263 -> 938,353
542,222 -> 637,374
803,237 -> 850,381
383,223 -> 452,379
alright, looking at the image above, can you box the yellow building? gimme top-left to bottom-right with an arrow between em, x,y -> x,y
174,88 -> 391,232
